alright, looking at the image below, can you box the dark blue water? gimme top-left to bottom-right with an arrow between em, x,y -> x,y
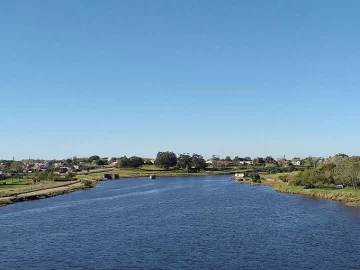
1,176 -> 360,269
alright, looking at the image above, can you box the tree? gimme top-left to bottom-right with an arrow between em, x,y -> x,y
96,159 -> 108,166
304,156 -> 315,168
116,156 -> 143,168
88,155 -> 100,163
116,156 -> 130,168
10,161 -> 23,173
334,157 -> 360,188
177,153 -> 192,172
211,155 -> 220,169
225,156 -> 232,162
253,157 -> 265,166
265,156 -> 275,164
129,156 -> 144,168
250,172 -> 261,183
73,156 -> 79,165
319,163 -> 336,184
191,154 -> 206,171
233,156 -> 240,164
154,152 -> 177,169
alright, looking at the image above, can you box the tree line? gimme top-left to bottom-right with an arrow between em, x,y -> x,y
286,155 -> 360,188
115,151 -> 207,172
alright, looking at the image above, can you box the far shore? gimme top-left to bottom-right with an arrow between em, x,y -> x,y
2,170 -> 360,208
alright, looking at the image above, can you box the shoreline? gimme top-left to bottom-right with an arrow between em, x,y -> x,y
2,172 -> 359,208
234,178 -> 360,207
0,181 -> 92,207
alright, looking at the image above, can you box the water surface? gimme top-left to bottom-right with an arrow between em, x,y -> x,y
1,176 -> 360,269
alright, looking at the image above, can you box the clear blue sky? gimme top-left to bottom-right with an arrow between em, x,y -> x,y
1,0 -> 360,160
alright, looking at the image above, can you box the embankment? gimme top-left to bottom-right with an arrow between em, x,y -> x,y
0,180 -> 97,207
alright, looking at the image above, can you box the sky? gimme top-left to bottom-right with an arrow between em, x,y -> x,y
1,0 -> 360,160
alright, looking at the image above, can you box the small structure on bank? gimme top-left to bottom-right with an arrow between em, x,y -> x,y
104,174 -> 120,180
149,175 -> 156,179
231,172 -> 249,180
104,174 -> 113,180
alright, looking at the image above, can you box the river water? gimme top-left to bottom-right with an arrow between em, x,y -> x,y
1,176 -> 360,269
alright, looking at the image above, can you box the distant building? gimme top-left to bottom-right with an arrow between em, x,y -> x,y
292,159 -> 304,166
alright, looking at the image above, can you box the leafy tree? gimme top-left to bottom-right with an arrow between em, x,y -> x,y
129,156 -> 144,168
318,163 -> 336,184
225,156 -> 232,162
211,155 -> 220,169
116,156 -> 143,168
334,157 -> 360,188
154,152 -> 177,169
250,172 -> 261,183
10,161 -> 23,173
253,157 -> 265,166
265,156 -> 276,164
233,156 -> 240,164
335,153 -> 349,158
177,153 -> 192,172
304,156 -> 315,167
73,156 -> 78,165
191,154 -> 206,171
116,156 -> 130,168
88,155 -> 100,162
96,159 -> 108,166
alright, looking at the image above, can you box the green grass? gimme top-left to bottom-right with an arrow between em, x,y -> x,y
0,178 -> 32,189
274,185 -> 360,206
0,180 -> 80,198
240,172 -> 360,207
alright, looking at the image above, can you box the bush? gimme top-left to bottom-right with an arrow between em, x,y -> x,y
279,174 -> 289,182
81,179 -> 96,188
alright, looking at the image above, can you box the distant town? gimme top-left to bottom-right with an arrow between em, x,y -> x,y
0,152 -> 347,179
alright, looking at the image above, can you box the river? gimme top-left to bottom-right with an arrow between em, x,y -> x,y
1,176 -> 360,269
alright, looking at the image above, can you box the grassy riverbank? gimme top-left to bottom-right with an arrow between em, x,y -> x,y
236,173 -> 360,207
0,180 -> 97,207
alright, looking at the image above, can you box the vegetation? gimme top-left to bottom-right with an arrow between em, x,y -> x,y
250,172 -> 261,183
81,179 -> 97,188
177,153 -> 206,172
116,156 -> 144,168
2,152 -> 360,207
154,152 -> 177,169
290,156 -> 360,188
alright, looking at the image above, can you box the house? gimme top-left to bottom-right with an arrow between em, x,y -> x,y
232,172 -> 249,180
292,159 -> 303,166
238,160 -> 253,165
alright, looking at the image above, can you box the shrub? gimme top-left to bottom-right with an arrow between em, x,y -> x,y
81,179 -> 96,188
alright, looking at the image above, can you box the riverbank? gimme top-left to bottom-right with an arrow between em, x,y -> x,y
0,180 -> 96,207
234,173 -> 360,207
